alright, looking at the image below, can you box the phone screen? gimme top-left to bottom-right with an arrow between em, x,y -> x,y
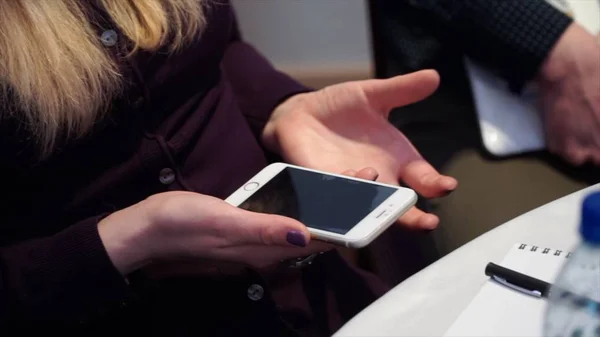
239,167 -> 397,234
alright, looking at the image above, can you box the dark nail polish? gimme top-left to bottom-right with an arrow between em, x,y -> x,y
286,231 -> 307,247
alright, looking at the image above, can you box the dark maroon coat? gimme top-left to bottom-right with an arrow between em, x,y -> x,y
0,2 -> 388,336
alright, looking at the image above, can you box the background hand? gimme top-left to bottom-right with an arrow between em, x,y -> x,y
263,70 -> 457,230
538,23 -> 600,166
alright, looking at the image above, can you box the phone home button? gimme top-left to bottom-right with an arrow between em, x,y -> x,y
244,182 -> 259,191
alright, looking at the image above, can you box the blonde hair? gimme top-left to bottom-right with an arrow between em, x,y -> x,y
0,0 -> 205,157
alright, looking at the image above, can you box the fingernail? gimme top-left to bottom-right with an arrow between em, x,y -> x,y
424,214 -> 439,230
442,178 -> 458,190
286,231 -> 307,247
373,173 -> 379,181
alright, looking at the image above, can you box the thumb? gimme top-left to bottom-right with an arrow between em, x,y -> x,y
228,208 -> 311,248
362,69 -> 440,114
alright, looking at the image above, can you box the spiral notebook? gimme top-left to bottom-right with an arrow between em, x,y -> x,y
444,243 -> 572,337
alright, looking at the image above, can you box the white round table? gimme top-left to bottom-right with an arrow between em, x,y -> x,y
334,183 -> 600,337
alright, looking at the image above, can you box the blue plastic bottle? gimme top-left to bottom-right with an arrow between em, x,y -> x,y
544,191 -> 600,337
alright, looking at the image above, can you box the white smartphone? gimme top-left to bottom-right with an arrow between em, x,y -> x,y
225,163 -> 417,248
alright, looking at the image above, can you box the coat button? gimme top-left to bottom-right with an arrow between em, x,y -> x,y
159,168 -> 175,185
247,284 -> 264,301
132,97 -> 144,109
100,29 -> 118,47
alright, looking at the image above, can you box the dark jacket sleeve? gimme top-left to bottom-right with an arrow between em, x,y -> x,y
220,10 -> 312,138
0,215 -> 131,325
375,0 -> 573,91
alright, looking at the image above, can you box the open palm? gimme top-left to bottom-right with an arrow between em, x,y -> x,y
263,70 -> 457,229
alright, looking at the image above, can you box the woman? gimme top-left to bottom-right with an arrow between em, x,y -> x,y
0,0 -> 456,335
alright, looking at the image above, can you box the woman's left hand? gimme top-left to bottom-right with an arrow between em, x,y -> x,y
262,70 -> 457,230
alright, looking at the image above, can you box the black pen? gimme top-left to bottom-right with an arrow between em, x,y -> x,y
485,262 -> 600,315
484,262 -> 551,298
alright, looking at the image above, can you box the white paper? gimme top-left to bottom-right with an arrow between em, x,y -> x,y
444,244 -> 572,337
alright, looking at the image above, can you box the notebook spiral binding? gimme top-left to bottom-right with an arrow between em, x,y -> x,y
517,243 -> 572,258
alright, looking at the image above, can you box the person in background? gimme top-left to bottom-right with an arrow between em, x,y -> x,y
0,0 -> 457,336
366,0 -> 600,285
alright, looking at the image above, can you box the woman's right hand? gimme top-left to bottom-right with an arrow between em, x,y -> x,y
98,167 -> 378,276
98,191 -> 329,275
